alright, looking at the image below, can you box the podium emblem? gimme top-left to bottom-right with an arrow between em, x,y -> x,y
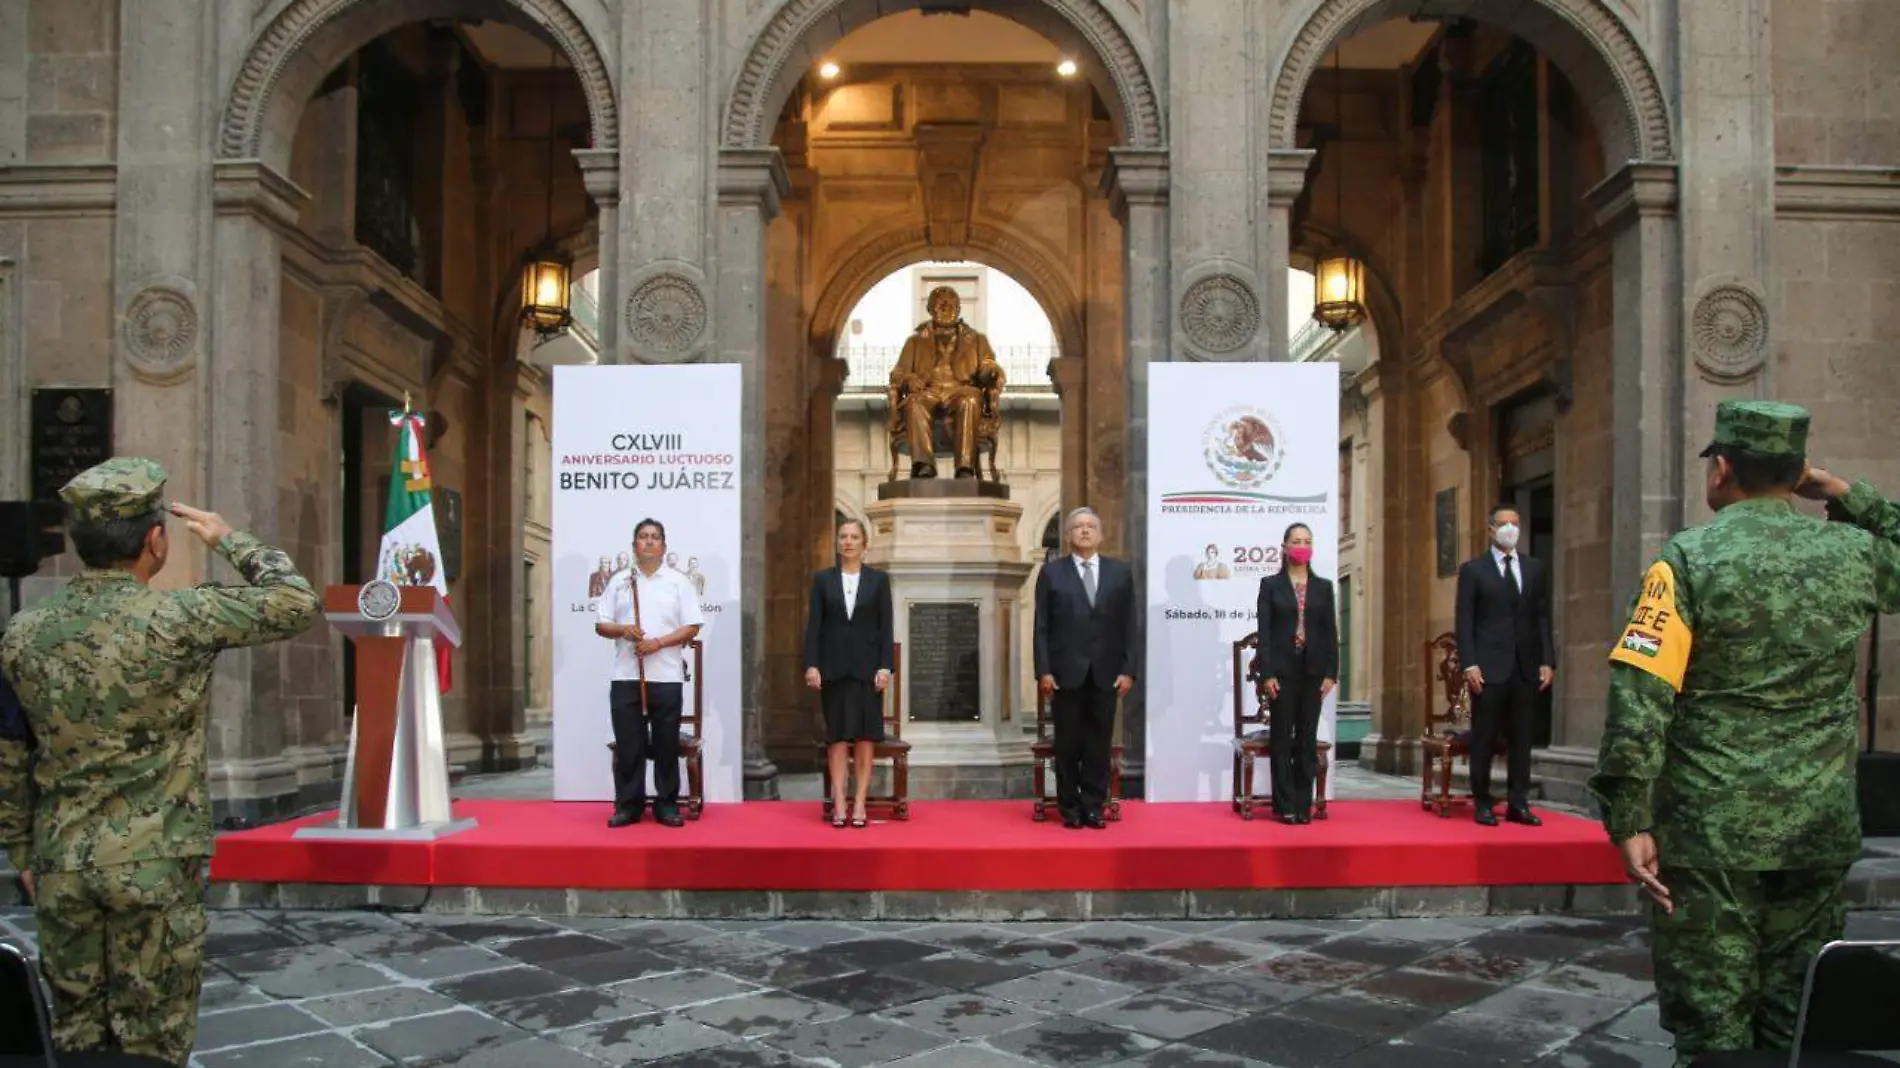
358,578 -> 402,622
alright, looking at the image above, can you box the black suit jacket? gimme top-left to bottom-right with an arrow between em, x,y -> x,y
1254,570 -> 1338,682
802,566 -> 894,682
1454,550 -> 1555,682
1033,554 -> 1139,689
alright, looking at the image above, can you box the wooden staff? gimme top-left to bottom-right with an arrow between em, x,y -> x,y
630,569 -> 649,711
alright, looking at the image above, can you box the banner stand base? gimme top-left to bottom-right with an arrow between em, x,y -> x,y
292,817 -> 479,842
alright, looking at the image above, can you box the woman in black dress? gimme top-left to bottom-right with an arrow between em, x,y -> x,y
1255,522 -> 1338,824
803,519 -> 894,828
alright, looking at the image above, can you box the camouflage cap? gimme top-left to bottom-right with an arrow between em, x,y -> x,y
1698,400 -> 1810,460
59,457 -> 169,524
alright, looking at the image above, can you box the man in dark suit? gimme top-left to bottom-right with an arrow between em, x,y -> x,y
1034,507 -> 1137,830
1455,503 -> 1555,826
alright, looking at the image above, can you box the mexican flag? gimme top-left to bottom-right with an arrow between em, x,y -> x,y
376,405 -> 452,693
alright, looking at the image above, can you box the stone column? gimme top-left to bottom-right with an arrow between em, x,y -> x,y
208,161 -> 308,823
1263,150 -> 1316,362
807,355 -> 848,568
715,147 -> 791,799
1102,147 -> 1169,792
1048,355 -> 1086,517
1580,162 -> 1682,753
573,149 -> 620,358
114,0 -> 215,570
619,0 -> 708,362
1676,0 -> 1775,523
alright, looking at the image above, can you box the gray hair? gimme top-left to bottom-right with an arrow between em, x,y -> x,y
1064,506 -> 1100,532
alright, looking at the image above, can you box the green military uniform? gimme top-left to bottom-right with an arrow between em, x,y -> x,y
0,458 -> 320,1066
1588,402 -> 1900,1067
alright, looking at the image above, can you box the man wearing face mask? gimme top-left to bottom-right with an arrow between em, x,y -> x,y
1454,503 -> 1555,826
1587,401 -> 1900,1067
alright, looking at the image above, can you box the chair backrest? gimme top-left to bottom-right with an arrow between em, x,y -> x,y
1422,631 -> 1470,739
886,641 -> 904,741
0,940 -> 54,1063
1789,939 -> 1900,1057
684,639 -> 704,737
1231,632 -> 1267,737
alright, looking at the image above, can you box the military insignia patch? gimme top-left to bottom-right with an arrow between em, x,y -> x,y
1609,560 -> 1692,691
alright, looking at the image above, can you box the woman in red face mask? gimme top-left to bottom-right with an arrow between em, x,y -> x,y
1253,523 -> 1339,823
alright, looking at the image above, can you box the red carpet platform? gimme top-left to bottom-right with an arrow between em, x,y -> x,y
208,800 -> 1625,892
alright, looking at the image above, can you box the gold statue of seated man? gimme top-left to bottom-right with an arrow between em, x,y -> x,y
886,286 -> 1006,479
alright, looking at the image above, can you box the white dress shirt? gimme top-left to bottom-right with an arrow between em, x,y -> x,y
841,568 -> 861,621
596,564 -> 705,682
1491,546 -> 1522,591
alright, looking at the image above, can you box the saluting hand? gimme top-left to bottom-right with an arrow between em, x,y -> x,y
1795,465 -> 1850,502
169,502 -> 234,547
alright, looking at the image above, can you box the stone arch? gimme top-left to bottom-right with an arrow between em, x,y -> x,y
220,0 -> 619,168
1266,0 -> 1673,167
809,224 -> 1085,366
723,0 -> 1163,150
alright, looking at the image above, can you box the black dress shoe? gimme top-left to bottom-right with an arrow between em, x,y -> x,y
1083,813 -> 1107,829
1475,808 -> 1498,826
607,808 -> 641,828
1061,813 -> 1082,829
1294,814 -> 1311,825
656,810 -> 685,827
1505,807 -> 1542,826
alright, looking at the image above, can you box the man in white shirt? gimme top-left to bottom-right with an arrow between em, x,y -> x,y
595,518 -> 704,827
1454,504 -> 1555,826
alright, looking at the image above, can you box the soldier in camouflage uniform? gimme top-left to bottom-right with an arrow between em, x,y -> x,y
1588,401 -> 1900,1067
0,458 -> 320,1066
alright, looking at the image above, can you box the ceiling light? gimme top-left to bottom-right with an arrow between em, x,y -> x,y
819,61 -> 841,80
1056,59 -> 1078,77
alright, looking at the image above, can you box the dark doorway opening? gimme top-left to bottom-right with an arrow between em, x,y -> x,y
340,382 -> 402,722
1498,390 -> 1558,748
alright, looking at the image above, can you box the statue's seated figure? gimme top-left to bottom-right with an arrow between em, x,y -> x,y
886,286 -> 1007,482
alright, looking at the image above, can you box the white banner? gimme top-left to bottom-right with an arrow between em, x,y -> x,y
551,365 -> 742,803
1145,362 -> 1341,803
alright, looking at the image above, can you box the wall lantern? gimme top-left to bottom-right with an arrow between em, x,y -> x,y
520,41 -> 572,339
1312,255 -> 1366,331
520,249 -> 573,336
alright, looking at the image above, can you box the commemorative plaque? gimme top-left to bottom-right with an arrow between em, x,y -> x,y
907,601 -> 981,722
31,389 -> 113,502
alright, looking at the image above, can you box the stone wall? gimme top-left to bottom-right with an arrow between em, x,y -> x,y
1771,0 -> 1900,747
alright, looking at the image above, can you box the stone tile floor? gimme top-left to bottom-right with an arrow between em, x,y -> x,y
5,905 -> 1900,1068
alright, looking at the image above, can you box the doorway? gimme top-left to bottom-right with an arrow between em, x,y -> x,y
1498,389 -> 1558,748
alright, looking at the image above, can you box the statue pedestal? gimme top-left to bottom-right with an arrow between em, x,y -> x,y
866,490 -> 1035,798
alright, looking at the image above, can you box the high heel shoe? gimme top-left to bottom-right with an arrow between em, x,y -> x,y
831,802 -> 847,828
850,804 -> 868,828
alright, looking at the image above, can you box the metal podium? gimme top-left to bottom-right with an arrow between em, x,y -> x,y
295,579 -> 477,841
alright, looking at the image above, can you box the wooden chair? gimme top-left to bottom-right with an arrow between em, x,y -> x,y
1230,633 -> 1331,820
817,642 -> 910,822
1029,688 -> 1124,821
606,638 -> 706,820
1419,631 -> 1503,817
885,376 -> 1005,483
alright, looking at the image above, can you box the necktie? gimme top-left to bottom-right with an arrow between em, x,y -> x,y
1503,554 -> 1520,601
1082,559 -> 1097,607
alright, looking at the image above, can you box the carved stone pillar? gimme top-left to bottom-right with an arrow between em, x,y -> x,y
1581,162 -> 1682,752
574,149 -> 621,358
1103,148 -> 1169,792
716,148 -> 791,799
808,355 -> 849,567
208,161 -> 308,823
1048,355 -> 1087,520
1264,150 -> 1315,362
